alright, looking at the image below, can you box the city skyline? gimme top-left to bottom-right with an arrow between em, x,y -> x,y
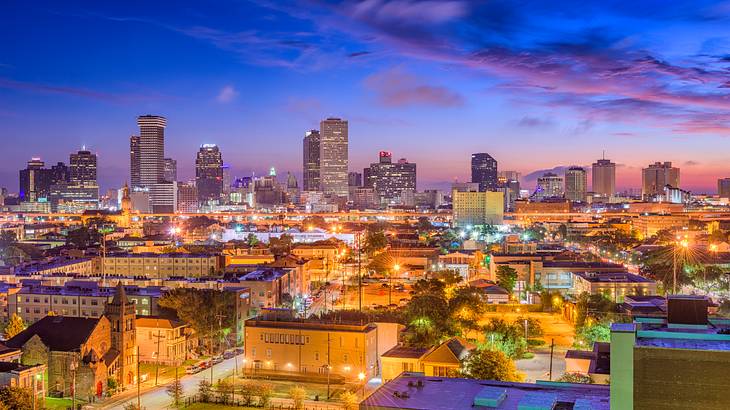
3,2 -> 730,193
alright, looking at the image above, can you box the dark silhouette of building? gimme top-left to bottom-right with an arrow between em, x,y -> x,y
471,152 -> 498,192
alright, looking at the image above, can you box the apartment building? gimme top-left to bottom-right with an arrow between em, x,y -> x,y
103,253 -> 221,278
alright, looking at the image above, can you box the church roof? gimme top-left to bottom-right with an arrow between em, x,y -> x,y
5,316 -> 101,352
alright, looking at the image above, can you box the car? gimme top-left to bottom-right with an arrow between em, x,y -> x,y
185,366 -> 199,375
223,351 -> 235,360
381,283 -> 390,288
212,355 -> 224,365
197,361 -> 210,369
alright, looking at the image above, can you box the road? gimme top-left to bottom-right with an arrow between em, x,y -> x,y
98,355 -> 243,409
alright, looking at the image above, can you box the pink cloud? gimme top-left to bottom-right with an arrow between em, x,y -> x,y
364,67 -> 464,107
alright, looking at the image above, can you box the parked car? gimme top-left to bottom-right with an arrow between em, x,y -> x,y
234,347 -> 244,355
185,366 -> 199,375
212,355 -> 224,365
223,351 -> 235,360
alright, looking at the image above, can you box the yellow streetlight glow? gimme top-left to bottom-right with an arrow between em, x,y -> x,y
358,372 -> 366,381
393,264 -> 400,271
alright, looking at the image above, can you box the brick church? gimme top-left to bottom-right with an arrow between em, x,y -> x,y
5,282 -> 138,398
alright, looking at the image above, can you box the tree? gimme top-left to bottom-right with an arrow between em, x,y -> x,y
340,391 -> 359,410
0,386 -> 33,410
245,233 -> 260,246
270,234 -> 294,256
216,379 -> 233,404
197,380 -> 212,403
513,317 -> 543,338
574,322 -> 611,350
416,217 -> 433,232
239,380 -> 258,406
281,293 -> 294,308
482,318 -> 528,359
3,313 -> 25,340
364,228 -> 388,255
449,286 -> 487,336
256,383 -> 273,407
165,372 -> 183,406
495,265 -> 518,294
462,349 -> 522,381
432,269 -> 463,287
289,385 -> 306,410
158,288 -> 236,351
66,226 -> 100,249
557,372 -> 593,384
106,378 -> 119,396
404,294 -> 451,347
302,216 -> 329,230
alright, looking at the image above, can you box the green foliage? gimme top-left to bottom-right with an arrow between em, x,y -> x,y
416,216 -> 433,232
482,318 -> 528,359
216,379 -> 233,404
431,269 -> 463,287
557,372 -> 593,384
495,265 -> 518,294
574,322 -> 611,350
166,373 -> 183,407
269,234 -> 294,256
245,233 -> 260,246
514,316 -> 544,338
449,286 -> 488,336
363,227 -> 388,255
157,288 -> 236,350
3,313 -> 26,340
197,380 -> 212,402
462,349 -> 522,381
574,292 -> 617,328
106,378 -> 119,395
238,381 -> 273,407
340,391 -> 359,410
66,226 -> 100,249
0,386 -> 33,410
289,385 -> 306,410
404,294 -> 451,347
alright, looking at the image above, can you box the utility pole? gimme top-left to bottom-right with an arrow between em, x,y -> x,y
137,346 -> 141,410
326,332 -> 331,400
153,319 -> 164,386
358,232 -> 362,314
548,338 -> 554,381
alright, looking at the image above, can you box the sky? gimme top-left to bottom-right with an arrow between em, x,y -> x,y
2,1 -> 730,194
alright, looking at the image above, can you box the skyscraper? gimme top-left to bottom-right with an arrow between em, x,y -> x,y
130,136 -> 141,188
718,178 -> 730,200
471,153 -> 498,192
319,118 -> 348,197
136,115 -> 166,186
348,171 -> 362,187
363,151 -> 416,205
69,149 -> 97,187
642,161 -> 680,199
302,130 -> 320,192
564,166 -> 587,202
592,158 -> 616,199
222,164 -> 232,195
19,158 -> 51,202
195,144 -> 224,203
535,172 -> 564,200
163,158 -> 177,183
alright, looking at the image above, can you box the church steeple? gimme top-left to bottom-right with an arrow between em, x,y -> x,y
105,281 -> 137,387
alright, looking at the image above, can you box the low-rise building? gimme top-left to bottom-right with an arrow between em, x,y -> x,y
103,253 -> 221,278
0,362 -> 46,402
361,372 -> 610,410
572,272 -> 657,302
632,213 -> 689,239
243,316 -> 388,381
136,317 -> 193,366
380,337 -> 476,382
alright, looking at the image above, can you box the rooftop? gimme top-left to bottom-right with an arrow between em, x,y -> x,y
573,271 -> 654,283
361,373 -> 610,410
382,346 -> 431,359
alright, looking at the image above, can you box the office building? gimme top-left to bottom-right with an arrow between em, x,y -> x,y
102,253 -> 220,278
177,182 -> 198,213
452,189 -> 504,227
348,171 -> 362,187
592,158 -> 616,199
535,172 -> 564,200
363,151 -> 416,205
471,153 -> 498,191
718,178 -> 730,199
19,158 -> 52,202
642,161 -> 679,199
69,149 -> 97,187
50,162 -> 70,185
130,135 -> 141,188
302,130 -> 321,192
222,164 -> 232,194
136,115 -> 166,186
564,166 -> 587,202
319,118 -> 348,197
195,144 -> 224,203
163,158 -> 177,182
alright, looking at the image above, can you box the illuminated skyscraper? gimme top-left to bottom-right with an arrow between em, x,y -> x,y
302,130 -> 320,192
592,158 -> 616,199
535,172 -> 564,200
70,149 -> 97,187
471,153 -> 498,192
363,151 -> 416,205
19,158 -> 51,202
319,118 -> 348,197
564,166 -> 587,202
130,136 -> 141,188
196,144 -> 224,202
136,115 -> 167,186
642,161 -> 679,199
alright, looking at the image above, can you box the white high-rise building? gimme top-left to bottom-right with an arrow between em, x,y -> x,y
592,158 -> 616,199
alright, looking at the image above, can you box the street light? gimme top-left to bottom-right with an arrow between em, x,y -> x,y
389,264 -> 401,306
358,371 -> 366,398
672,237 -> 690,294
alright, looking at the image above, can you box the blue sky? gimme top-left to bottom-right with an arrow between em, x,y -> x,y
2,0 -> 730,193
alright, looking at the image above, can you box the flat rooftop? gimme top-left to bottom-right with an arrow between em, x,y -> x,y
361,373 -> 610,410
573,271 -> 655,283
